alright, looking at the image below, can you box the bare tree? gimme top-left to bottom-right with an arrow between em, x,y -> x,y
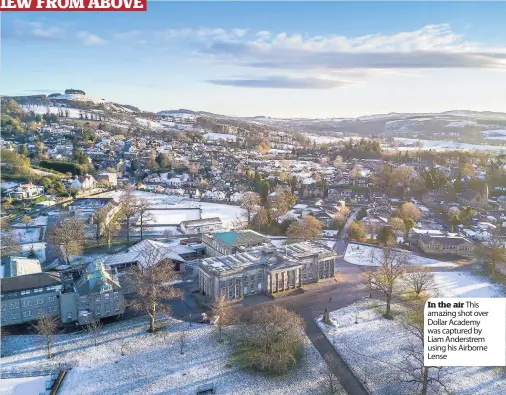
92,205 -> 110,245
137,198 -> 153,241
241,192 -> 261,227
401,295 -> 451,395
85,318 -> 103,347
365,247 -> 407,319
102,216 -> 119,251
322,353 -> 341,395
211,291 -> 235,342
179,324 -> 188,355
476,235 -> 506,276
0,220 -> 21,258
21,215 -> 32,230
34,316 -> 59,359
47,214 -> 86,264
119,187 -> 138,243
405,267 -> 435,297
232,304 -> 305,374
130,243 -> 183,332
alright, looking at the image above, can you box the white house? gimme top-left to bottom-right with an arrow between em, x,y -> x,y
71,174 -> 97,190
7,184 -> 44,200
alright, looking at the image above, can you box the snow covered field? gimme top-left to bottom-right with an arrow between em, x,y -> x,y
11,227 -> 41,244
393,137 -> 506,153
138,209 -> 201,225
204,132 -> 238,141
0,375 -> 52,395
99,190 -> 246,228
433,271 -> 504,298
318,298 -> 506,395
344,243 -> 457,268
2,317 -> 338,395
21,105 -> 81,119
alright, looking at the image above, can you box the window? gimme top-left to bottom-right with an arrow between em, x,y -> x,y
104,293 -> 110,301
37,299 -> 44,305
95,296 -> 101,303
11,313 -> 20,320
67,312 -> 72,320
105,305 -> 110,314
115,304 -> 120,311
23,311 -> 32,317
37,308 -> 45,315
114,292 -> 119,299
48,296 -> 56,303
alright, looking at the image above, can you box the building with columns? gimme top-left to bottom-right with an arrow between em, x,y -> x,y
198,241 -> 336,300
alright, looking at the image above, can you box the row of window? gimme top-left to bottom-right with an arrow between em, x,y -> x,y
20,286 -> 58,296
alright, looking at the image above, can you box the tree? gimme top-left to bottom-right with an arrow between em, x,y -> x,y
377,226 -> 397,246
232,305 -> 305,375
322,353 -> 341,395
92,206 -> 110,244
252,207 -> 268,231
47,214 -> 85,264
389,217 -> 406,234
102,216 -> 119,251
0,220 -> 21,258
476,236 -> 506,276
286,216 -> 323,240
405,267 -> 435,297
130,244 -> 183,332
18,144 -> 28,157
27,245 -> 37,259
333,156 -> 343,169
119,188 -> 138,243
272,188 -> 296,221
397,202 -> 422,222
34,316 -> 59,359
401,295 -> 450,395
211,291 -> 235,343
137,198 -> 153,241
347,221 -> 366,240
241,192 -> 261,227
365,247 -> 407,318
85,318 -> 103,347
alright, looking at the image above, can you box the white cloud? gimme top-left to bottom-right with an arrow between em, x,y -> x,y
77,31 -> 106,46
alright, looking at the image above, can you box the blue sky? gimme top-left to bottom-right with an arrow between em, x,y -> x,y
2,2 -> 506,118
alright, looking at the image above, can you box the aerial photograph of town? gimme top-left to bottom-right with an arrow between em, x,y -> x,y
1,2 -> 505,395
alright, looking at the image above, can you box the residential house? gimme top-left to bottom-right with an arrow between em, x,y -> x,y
71,174 -> 97,191
7,183 -> 44,200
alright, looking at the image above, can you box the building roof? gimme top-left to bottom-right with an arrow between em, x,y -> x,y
180,217 -> 222,227
214,230 -> 268,247
1,272 -> 61,294
75,262 -> 120,295
420,234 -> 470,246
105,239 -> 185,269
1,257 -> 41,279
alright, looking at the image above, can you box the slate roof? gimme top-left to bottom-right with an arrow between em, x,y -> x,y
420,234 -> 470,245
1,272 -> 61,294
215,230 -> 268,247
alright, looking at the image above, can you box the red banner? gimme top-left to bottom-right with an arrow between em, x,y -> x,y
0,0 -> 146,11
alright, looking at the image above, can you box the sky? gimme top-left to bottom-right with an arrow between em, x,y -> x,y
2,2 -> 506,118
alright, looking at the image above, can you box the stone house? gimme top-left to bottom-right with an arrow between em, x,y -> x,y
418,234 -> 474,257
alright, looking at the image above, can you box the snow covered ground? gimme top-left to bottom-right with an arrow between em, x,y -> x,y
204,132 -> 238,142
393,137 -> 506,153
344,243 -> 457,268
20,242 -> 47,263
433,271 -> 504,298
0,375 -> 52,395
138,209 -> 201,225
11,227 -> 41,244
318,296 -> 506,395
21,105 -> 82,119
98,190 -> 246,228
2,317 -> 339,395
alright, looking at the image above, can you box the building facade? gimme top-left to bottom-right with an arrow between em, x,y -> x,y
1,272 -> 62,326
198,241 -> 337,301
418,234 -> 475,257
